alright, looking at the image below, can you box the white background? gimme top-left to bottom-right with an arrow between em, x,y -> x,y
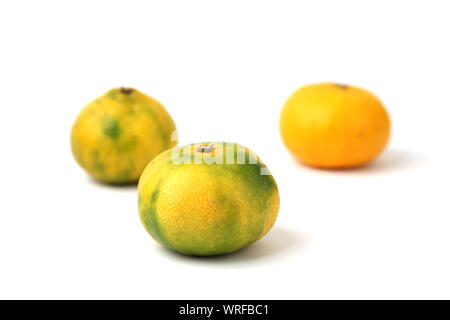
0,0 -> 449,299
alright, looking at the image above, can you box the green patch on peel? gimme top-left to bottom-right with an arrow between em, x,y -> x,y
140,182 -> 166,245
218,165 -> 272,240
206,145 -> 277,242
101,117 -> 121,139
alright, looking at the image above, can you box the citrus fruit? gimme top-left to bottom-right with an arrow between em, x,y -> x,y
280,83 -> 390,168
138,142 -> 280,256
71,87 -> 176,184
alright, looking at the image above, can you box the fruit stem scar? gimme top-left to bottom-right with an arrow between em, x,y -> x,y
119,87 -> 133,94
334,83 -> 349,90
197,144 -> 215,153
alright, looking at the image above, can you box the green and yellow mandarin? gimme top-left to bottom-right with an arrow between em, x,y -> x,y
71,87 -> 177,184
138,142 -> 280,256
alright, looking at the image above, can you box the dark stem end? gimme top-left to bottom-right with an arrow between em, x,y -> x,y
119,87 -> 133,94
197,144 -> 215,153
334,83 -> 349,90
